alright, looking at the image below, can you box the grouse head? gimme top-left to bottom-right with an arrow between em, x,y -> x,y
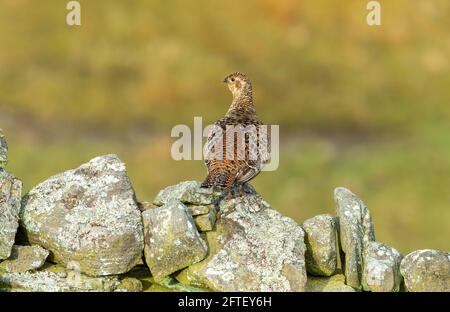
223,72 -> 252,98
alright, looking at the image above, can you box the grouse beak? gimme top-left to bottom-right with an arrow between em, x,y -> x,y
223,77 -> 229,83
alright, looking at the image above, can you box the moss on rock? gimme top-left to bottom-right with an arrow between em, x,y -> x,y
306,274 -> 355,292
194,209 -> 217,232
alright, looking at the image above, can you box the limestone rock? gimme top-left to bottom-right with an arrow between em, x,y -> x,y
334,187 -> 375,290
0,129 -> 7,168
400,249 -> 450,292
302,214 -> 337,276
194,209 -> 217,232
0,169 -> 22,259
0,245 -> 49,273
142,200 -> 208,281
362,242 -> 402,292
0,263 -> 140,292
306,274 -> 355,292
20,154 -> 144,276
188,205 -> 213,216
177,193 -> 307,292
153,181 -> 223,206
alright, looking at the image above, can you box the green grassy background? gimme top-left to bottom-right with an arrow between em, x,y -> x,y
1,0 -> 449,254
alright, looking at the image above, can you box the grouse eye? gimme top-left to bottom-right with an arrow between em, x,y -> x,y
231,78 -> 235,82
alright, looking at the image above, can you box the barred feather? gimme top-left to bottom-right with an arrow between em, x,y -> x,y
202,73 -> 270,190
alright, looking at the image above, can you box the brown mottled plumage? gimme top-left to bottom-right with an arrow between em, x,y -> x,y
201,72 -> 270,192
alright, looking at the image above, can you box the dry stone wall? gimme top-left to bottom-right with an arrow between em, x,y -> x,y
0,130 -> 448,292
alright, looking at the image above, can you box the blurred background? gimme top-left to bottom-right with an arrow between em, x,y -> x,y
0,0 -> 449,254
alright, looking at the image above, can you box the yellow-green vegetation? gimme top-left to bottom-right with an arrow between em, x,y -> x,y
126,266 -> 209,292
305,273 -> 354,292
1,1 -> 449,254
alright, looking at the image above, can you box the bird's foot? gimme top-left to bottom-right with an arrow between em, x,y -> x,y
221,184 -> 249,201
231,184 -> 247,198
238,185 -> 247,197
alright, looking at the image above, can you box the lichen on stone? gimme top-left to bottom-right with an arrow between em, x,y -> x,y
400,249 -> 450,292
177,191 -> 307,292
303,214 -> 337,276
0,169 -> 22,260
0,263 -> 127,292
0,245 -> 49,273
19,154 -> 144,276
194,208 -> 217,232
362,241 -> 402,292
334,187 -> 375,290
187,204 -> 213,216
0,129 -> 7,168
153,181 -> 223,206
142,200 -> 208,281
